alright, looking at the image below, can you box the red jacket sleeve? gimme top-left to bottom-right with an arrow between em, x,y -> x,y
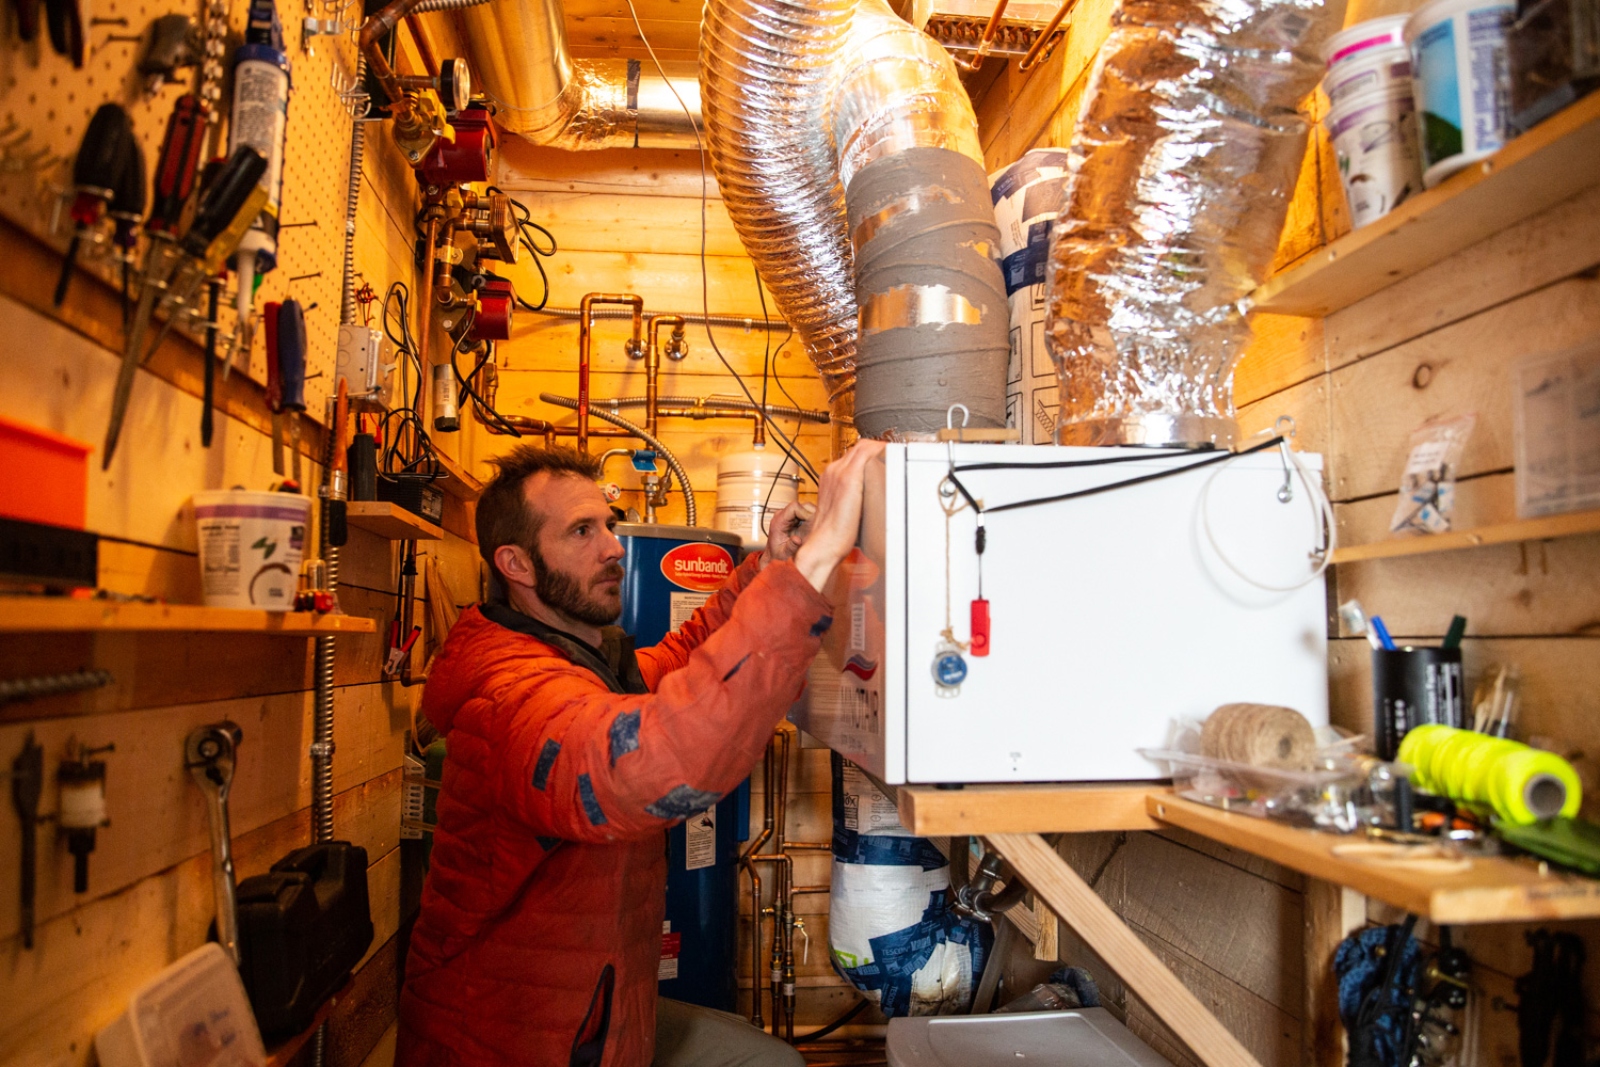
487,560 -> 832,843
634,550 -> 764,688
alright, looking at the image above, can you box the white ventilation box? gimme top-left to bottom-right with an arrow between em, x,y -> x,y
791,443 -> 1329,784
888,1008 -> 1175,1066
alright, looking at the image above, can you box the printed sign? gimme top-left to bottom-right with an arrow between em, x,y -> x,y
686,807 -> 716,871
660,542 -> 735,592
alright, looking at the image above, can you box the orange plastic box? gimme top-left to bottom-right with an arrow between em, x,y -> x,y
0,415 -> 91,529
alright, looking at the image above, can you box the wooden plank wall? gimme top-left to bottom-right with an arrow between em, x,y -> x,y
473,144 -> 847,1027
0,46 -> 468,1066
976,0 -> 1600,1062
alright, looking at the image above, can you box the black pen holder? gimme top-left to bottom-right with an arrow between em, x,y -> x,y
1372,647 -> 1464,759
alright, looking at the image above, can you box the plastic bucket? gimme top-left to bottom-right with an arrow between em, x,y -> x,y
1326,84 -> 1425,228
1324,44 -> 1411,107
0,416 -> 90,528
712,449 -> 800,549
192,490 -> 311,611
1406,0 -> 1515,186
1323,14 -> 1410,68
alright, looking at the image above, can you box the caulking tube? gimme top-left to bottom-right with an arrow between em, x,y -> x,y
228,0 -> 290,360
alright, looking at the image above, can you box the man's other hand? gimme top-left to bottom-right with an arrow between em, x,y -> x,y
765,501 -> 816,566
794,440 -> 885,593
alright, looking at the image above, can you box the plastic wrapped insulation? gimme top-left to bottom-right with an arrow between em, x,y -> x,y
701,0 -> 1008,438
1045,0 -> 1347,448
460,0 -> 700,148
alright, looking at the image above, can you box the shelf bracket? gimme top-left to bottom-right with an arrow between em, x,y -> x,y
987,832 -> 1264,1067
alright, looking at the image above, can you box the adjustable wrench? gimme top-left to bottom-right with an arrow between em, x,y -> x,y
185,722 -> 243,966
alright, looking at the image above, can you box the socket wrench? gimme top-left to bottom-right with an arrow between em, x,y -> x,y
186,721 -> 243,965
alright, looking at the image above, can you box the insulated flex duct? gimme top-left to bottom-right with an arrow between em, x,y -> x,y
702,0 -> 1010,439
461,0 -> 700,148
1045,0 -> 1346,448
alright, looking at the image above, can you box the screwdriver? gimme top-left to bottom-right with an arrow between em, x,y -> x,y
104,145 -> 268,469
265,298 -> 284,474
54,104 -> 137,308
10,732 -> 42,950
278,299 -> 308,485
107,136 -> 147,327
328,377 -> 349,548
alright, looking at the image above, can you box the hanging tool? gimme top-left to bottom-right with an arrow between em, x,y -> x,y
54,105 -> 138,308
136,14 -> 202,95
11,0 -> 40,41
327,378 -> 350,547
10,732 -> 43,950
57,740 -> 113,894
186,722 -> 243,966
265,300 -> 307,482
105,145 -> 269,469
228,0 -> 292,361
107,136 -> 148,327
265,299 -> 286,474
43,0 -> 84,66
125,93 -> 207,350
201,276 -> 222,447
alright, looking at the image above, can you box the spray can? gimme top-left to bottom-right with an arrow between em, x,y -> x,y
228,0 -> 290,352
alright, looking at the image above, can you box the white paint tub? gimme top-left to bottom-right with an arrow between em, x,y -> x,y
1323,14 -> 1410,69
1326,83 -> 1425,228
1406,0 -> 1515,186
1324,44 -> 1412,107
192,490 -> 311,611
713,448 -> 800,550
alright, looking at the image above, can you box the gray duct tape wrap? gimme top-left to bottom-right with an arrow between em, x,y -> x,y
848,147 -> 1010,438
1045,0 -> 1346,449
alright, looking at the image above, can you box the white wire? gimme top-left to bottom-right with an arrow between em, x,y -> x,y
1198,424 -> 1337,593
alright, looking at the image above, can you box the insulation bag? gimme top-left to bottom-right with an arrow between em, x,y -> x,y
828,755 -> 991,1016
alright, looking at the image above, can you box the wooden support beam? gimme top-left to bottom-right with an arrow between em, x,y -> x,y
988,832 -> 1263,1067
1303,880 -> 1366,1067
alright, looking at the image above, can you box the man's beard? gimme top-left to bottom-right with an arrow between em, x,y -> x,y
531,547 -> 624,627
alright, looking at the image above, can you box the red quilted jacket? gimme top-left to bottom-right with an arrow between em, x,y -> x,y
397,554 -> 832,1067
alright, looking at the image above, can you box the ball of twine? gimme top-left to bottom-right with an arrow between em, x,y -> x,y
1201,703 -> 1317,770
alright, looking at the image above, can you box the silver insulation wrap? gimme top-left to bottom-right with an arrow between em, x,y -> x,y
462,0 -> 700,148
1045,0 -> 1346,448
701,0 -> 1009,437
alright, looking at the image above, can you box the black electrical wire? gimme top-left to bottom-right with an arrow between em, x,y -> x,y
378,280 -> 443,481
945,434 -> 1287,518
794,999 -> 867,1045
486,185 -> 557,312
448,311 -> 525,438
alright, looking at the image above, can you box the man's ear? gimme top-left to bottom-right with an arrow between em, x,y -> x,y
494,544 -> 536,591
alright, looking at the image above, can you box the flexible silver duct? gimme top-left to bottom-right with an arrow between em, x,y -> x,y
461,0 -> 701,148
1044,0 -> 1345,448
701,0 -> 1009,439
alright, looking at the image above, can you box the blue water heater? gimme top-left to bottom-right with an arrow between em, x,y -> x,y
615,523 -> 750,1012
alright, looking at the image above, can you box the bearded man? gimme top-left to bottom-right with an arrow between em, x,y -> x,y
398,441 -> 881,1067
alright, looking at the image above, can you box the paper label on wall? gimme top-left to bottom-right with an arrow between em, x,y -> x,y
669,591 -> 711,633
659,926 -> 682,981
685,806 -> 716,871
840,760 -> 905,835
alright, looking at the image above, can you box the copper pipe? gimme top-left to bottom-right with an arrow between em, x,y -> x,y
578,293 -> 645,452
416,215 -> 441,426
432,219 -> 457,302
404,13 -> 439,76
645,314 -> 686,438
951,0 -> 1010,73
1016,0 -> 1075,72
358,0 -> 417,117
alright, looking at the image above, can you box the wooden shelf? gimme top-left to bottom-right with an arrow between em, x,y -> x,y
0,598 -> 377,634
346,501 -> 443,540
434,448 -> 483,502
1251,92 -> 1600,317
898,782 -> 1166,835
1330,508 -> 1600,564
263,979 -> 350,1067
1148,795 -> 1600,924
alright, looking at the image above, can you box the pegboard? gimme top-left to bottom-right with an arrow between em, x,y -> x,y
0,0 -> 371,425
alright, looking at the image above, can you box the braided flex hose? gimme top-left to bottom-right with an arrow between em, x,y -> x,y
538,393 -> 698,526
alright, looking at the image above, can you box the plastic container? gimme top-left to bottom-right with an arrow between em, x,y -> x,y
1407,0 -> 1516,186
0,415 -> 90,528
95,942 -> 267,1067
1372,646 -> 1465,759
1326,83 -> 1425,227
192,490 -> 312,611
1324,45 -> 1413,105
1323,14 -> 1411,68
712,448 -> 800,550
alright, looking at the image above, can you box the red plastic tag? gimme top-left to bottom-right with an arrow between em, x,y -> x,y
970,598 -> 990,657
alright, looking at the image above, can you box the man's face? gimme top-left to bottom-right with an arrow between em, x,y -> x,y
524,471 -> 626,627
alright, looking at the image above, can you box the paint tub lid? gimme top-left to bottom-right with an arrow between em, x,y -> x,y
1405,0 -> 1514,41
1322,14 -> 1410,66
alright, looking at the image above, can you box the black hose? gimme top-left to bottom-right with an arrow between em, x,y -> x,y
793,999 -> 868,1045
